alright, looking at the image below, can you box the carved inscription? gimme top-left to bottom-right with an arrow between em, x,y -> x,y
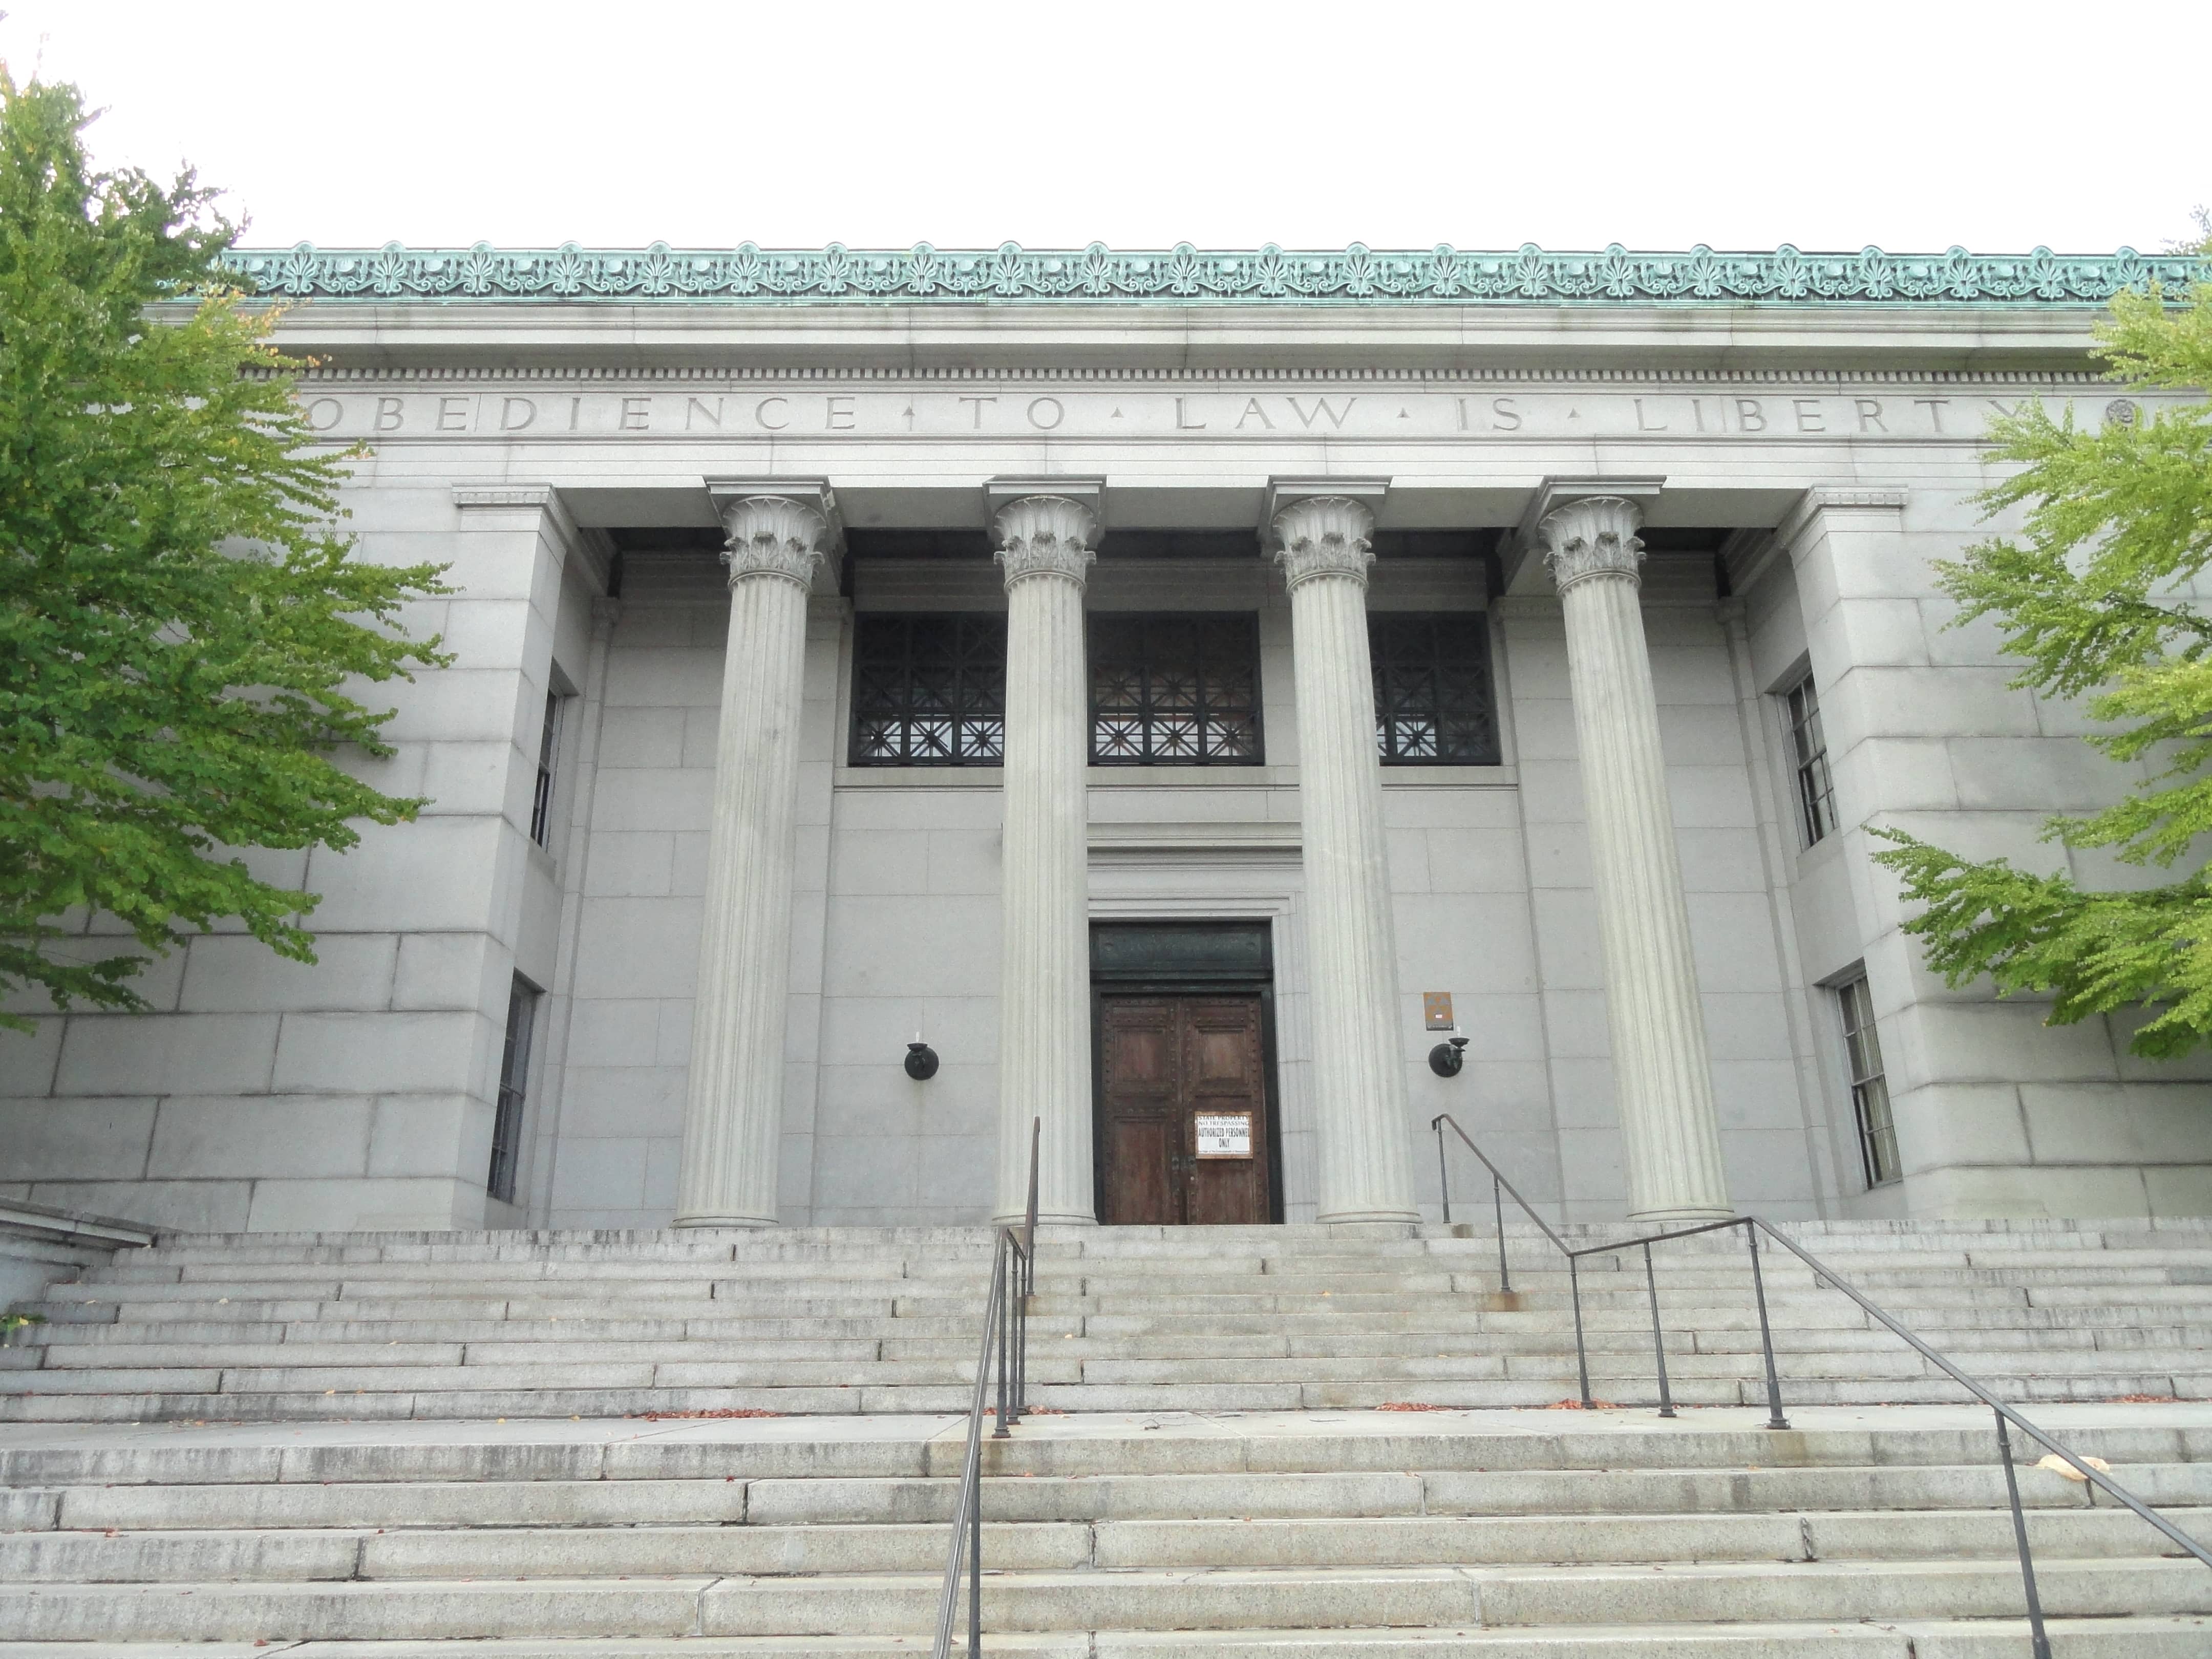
295,390 -> 2118,442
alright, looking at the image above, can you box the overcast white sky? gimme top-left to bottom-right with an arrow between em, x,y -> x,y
1,0 -> 2202,256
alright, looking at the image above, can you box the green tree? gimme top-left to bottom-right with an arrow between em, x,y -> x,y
0,72 -> 445,1029
1874,223 -> 2212,1058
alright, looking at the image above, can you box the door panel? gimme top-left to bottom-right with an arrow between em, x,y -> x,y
1099,994 -> 1271,1225
1183,999 -> 1270,1226
1100,1001 -> 1180,1225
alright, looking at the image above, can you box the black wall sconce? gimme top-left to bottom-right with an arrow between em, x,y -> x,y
904,1040 -> 940,1080
1429,1035 -> 1469,1078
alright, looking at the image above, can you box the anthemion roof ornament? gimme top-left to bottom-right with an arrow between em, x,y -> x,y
218,240 -> 2205,306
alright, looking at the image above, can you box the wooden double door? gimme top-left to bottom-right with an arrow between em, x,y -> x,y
1097,995 -> 1273,1225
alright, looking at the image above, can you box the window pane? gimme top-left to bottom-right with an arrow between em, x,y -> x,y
1371,615 -> 1500,765
529,692 -> 564,848
1835,975 -> 1899,1187
849,614 -> 1007,766
1784,673 -> 1837,845
1089,614 -> 1263,765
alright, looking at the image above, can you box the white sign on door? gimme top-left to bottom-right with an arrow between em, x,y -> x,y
1195,1111 -> 1254,1159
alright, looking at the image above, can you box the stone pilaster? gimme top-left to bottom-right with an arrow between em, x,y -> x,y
1271,495 -> 1420,1225
992,495 -> 1100,1224
675,493 -> 834,1227
1537,494 -> 1731,1222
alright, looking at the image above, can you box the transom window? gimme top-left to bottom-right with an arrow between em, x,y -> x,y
1370,615 -> 1501,765
1837,974 -> 1900,1188
1090,615 -> 1262,765
849,613 -> 1007,766
1785,672 -> 1838,845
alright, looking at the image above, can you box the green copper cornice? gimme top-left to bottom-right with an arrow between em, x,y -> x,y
217,241 -> 2206,307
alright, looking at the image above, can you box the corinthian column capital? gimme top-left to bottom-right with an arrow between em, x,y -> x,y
718,495 -> 835,588
1537,495 -> 1647,592
991,495 -> 1100,586
1270,495 -> 1376,589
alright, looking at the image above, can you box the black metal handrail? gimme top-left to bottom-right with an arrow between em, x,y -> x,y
1431,1112 -> 2212,1659
930,1118 -> 1038,1659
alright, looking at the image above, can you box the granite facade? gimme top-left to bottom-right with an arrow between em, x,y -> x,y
3,298 -> 2204,1230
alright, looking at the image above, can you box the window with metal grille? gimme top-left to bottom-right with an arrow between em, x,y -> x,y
1090,614 -> 1262,764
528,691 -> 565,847
1370,615 -> 1501,764
487,976 -> 540,1204
848,613 -> 1007,765
1837,975 -> 1900,1188
1784,672 -> 1838,846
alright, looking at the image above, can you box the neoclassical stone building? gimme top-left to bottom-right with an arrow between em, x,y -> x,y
3,242 -> 2206,1235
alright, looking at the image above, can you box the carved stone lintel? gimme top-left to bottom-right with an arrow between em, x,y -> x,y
1270,495 -> 1376,589
991,495 -> 1099,586
1537,496 -> 1646,592
719,495 -> 833,588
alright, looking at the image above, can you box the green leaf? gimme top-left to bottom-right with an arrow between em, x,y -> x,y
0,72 -> 448,1021
1878,235 -> 2212,1059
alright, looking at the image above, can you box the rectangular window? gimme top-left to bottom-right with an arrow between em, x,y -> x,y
1784,673 -> 1837,846
1091,614 -> 1262,765
1837,975 -> 1900,1188
487,976 -> 540,1204
1370,614 -> 1501,764
849,613 -> 1007,765
529,691 -> 565,847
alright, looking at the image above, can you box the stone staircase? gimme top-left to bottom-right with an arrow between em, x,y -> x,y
2,1407 -> 2210,1654
6,1220 -> 2212,1422
4,1219 -> 2212,1655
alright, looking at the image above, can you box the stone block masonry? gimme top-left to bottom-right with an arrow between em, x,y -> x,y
5,244 -> 2209,1230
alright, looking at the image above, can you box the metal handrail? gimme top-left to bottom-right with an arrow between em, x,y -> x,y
1430,1112 -> 2212,1659
930,1118 -> 1039,1659
1430,1113 -> 1599,1399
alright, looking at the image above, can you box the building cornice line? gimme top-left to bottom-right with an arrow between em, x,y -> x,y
217,241 -> 2205,308
259,364 -> 2117,389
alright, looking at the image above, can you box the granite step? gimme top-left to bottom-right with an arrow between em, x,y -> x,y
13,1377 -> 2212,1425
8,1507 -> 2210,1582
26,1459 -> 2197,1532
5,1557 -> 2209,1641
42,1324 -> 2203,1358
6,1620 -> 2212,1658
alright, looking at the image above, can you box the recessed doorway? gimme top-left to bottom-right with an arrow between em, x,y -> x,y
1091,922 -> 1282,1226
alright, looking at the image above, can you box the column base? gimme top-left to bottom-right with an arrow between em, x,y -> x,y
672,1213 -> 778,1229
1317,1210 -> 1423,1228
1626,1204 -> 1736,1225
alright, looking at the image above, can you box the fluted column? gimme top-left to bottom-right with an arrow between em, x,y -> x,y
992,496 -> 1099,1224
1537,496 -> 1731,1221
1272,496 -> 1420,1224
674,495 -> 832,1227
